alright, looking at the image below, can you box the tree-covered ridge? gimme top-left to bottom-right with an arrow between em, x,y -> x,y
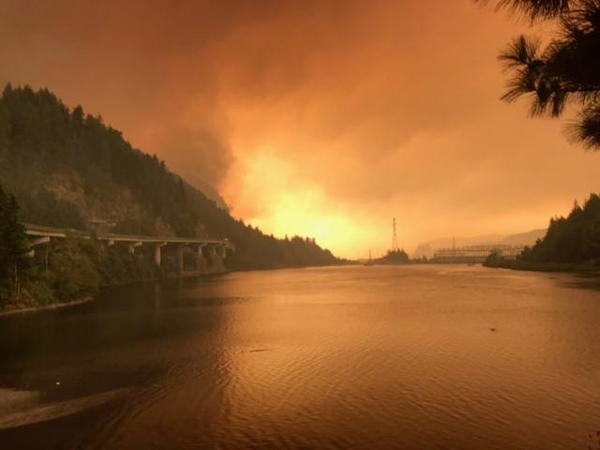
0,83 -> 202,235
520,193 -> 600,263
374,249 -> 410,265
0,84 -> 339,270
485,193 -> 600,270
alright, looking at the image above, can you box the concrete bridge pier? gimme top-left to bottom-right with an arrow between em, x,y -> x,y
154,242 -> 166,266
208,245 -> 217,266
195,244 -> 208,272
27,236 -> 50,257
128,241 -> 142,255
26,236 -> 52,278
208,244 -> 226,273
176,245 -> 185,274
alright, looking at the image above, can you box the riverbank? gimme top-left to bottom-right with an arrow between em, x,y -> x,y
0,297 -> 93,317
0,270 -> 227,316
483,259 -> 600,275
0,264 -> 347,316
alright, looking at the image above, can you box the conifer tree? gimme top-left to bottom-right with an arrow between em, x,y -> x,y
481,0 -> 600,148
0,184 -> 28,302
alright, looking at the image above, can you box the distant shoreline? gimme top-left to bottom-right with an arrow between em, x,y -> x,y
483,260 -> 600,275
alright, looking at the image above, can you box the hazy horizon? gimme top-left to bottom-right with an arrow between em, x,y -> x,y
1,0 -> 597,258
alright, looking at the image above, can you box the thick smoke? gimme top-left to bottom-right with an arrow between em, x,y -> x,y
0,0 -> 597,257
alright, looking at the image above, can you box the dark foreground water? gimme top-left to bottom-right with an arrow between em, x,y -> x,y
0,265 -> 599,449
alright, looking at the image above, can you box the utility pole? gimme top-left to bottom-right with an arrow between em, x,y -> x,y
392,218 -> 399,252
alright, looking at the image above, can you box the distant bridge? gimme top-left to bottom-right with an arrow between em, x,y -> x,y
431,244 -> 525,264
24,223 -> 234,273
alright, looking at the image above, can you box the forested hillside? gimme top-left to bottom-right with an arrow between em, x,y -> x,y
519,194 -> 600,264
0,84 -> 339,270
485,194 -> 600,271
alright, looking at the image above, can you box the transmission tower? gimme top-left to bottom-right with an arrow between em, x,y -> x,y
392,217 -> 399,252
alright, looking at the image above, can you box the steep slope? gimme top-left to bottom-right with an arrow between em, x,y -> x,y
0,84 -> 339,270
500,229 -> 547,247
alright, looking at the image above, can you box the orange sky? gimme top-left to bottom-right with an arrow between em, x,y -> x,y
0,0 -> 597,258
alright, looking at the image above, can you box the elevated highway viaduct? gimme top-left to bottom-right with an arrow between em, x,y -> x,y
23,223 -> 234,274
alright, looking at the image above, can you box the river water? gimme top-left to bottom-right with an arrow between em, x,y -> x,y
0,265 -> 599,449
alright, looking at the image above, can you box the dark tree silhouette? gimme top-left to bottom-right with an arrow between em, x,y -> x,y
520,193 -> 600,262
480,0 -> 600,148
374,249 -> 410,265
486,0 -> 572,19
0,184 -> 29,302
485,193 -> 600,266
